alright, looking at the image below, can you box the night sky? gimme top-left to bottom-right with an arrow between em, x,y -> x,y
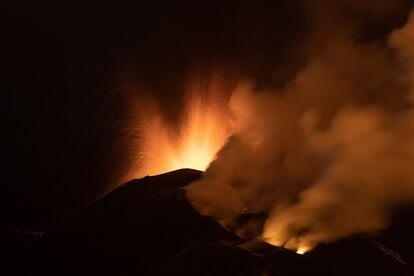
4,1 -> 412,227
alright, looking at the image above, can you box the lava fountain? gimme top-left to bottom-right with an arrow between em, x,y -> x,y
123,75 -> 234,181
136,95 -> 231,177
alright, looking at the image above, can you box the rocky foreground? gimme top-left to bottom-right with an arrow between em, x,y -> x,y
8,169 -> 414,275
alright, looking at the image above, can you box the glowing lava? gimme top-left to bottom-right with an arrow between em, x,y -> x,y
262,231 -> 313,254
296,246 -> 311,255
134,94 -> 231,178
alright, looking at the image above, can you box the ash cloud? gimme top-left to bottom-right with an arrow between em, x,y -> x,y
186,2 -> 414,251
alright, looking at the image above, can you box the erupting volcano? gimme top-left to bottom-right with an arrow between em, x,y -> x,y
9,1 -> 414,275
123,7 -> 414,256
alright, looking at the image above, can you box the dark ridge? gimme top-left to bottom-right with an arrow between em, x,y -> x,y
8,169 -> 414,275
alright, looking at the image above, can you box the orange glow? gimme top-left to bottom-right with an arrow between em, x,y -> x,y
133,93 -> 231,178
296,246 -> 311,255
262,230 -> 313,254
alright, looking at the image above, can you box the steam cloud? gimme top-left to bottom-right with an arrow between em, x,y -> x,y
186,3 -> 414,252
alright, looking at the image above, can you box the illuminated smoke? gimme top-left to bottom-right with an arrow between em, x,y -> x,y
119,1 -> 414,254
186,5 -> 414,253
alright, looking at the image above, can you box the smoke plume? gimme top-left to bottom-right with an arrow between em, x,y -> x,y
186,4 -> 414,252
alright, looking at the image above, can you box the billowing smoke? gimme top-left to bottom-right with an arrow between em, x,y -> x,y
186,4 -> 414,252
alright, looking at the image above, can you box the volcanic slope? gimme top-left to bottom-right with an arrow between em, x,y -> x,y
13,169 -> 414,276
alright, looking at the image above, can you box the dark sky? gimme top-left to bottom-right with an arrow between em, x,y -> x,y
3,0 -> 412,227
